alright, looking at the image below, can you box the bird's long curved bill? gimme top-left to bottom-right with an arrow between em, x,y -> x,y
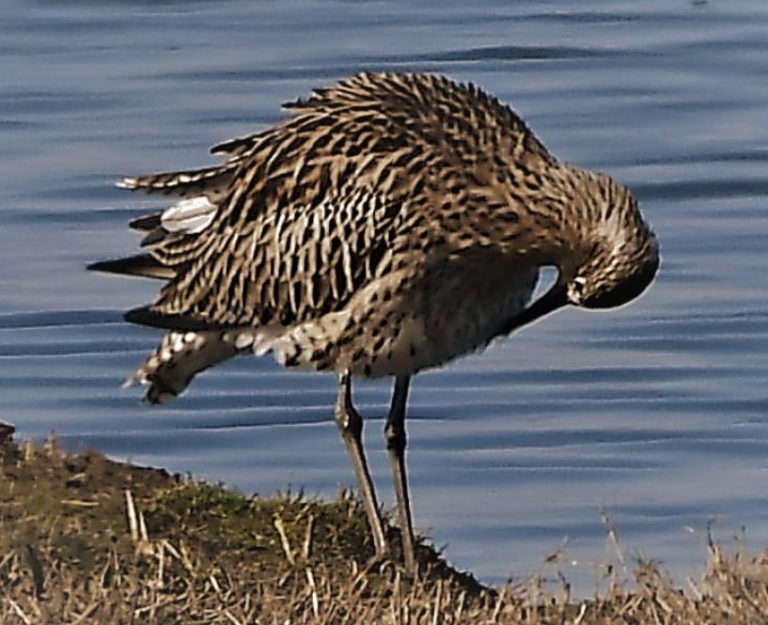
495,282 -> 568,338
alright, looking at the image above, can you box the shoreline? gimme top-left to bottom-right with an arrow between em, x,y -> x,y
1,427 -> 765,624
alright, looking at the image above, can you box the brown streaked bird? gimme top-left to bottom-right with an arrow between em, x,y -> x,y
89,72 -> 659,573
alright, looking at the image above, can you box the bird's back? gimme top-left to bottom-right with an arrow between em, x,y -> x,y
136,73 -> 548,325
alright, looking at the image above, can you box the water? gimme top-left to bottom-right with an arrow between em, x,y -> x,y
3,0 -> 768,589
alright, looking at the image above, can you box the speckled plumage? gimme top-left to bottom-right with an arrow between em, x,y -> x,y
90,72 -> 659,570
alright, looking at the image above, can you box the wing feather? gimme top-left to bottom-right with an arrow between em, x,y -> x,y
117,163 -> 237,199
104,72 -> 544,334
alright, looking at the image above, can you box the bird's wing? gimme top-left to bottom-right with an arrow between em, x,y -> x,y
111,72 -> 547,332
117,162 -> 239,199
131,183 -> 405,330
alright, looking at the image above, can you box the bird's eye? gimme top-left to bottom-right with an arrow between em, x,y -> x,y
569,277 -> 587,303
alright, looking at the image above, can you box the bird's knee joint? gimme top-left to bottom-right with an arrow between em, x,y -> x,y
336,406 -> 362,437
385,423 -> 407,452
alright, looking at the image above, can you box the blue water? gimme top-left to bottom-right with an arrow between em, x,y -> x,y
3,0 -> 768,589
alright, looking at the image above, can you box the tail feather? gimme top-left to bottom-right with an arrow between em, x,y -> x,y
87,254 -> 174,280
102,155 -> 273,402
126,329 -> 257,404
129,213 -> 162,232
117,163 -> 237,200
139,227 -> 167,247
210,131 -> 267,157
128,212 -> 167,246
125,306 -> 230,331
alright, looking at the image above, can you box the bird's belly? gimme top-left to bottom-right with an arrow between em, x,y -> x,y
383,267 -> 539,376
268,263 -> 539,378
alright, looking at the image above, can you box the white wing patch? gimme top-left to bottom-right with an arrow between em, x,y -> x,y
160,196 -> 218,235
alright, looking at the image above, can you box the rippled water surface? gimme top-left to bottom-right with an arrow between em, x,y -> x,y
3,0 -> 768,587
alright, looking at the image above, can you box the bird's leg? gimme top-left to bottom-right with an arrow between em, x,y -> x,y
335,371 -> 388,557
384,374 -> 416,573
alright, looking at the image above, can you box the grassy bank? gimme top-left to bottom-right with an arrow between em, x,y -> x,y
1,425 -> 767,624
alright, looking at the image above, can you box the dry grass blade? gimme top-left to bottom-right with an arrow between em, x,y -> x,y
303,513 -> 316,560
273,513 -> 296,565
306,567 -> 320,618
7,598 -> 32,625
2,435 -> 768,625
431,580 -> 442,625
125,489 -> 139,543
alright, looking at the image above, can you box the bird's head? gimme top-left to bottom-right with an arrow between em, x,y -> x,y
497,175 -> 659,335
565,229 -> 659,310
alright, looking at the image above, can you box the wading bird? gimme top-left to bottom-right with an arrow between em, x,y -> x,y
89,72 -> 659,573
